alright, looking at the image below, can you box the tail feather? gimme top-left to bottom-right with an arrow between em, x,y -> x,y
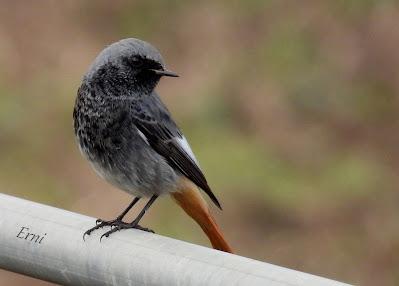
171,179 -> 233,253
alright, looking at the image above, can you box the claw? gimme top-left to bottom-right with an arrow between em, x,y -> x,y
99,223 -> 155,241
135,225 -> 155,233
99,233 -> 108,242
83,223 -> 102,241
100,224 -> 124,241
83,217 -> 155,242
83,229 -> 92,241
83,218 -> 122,241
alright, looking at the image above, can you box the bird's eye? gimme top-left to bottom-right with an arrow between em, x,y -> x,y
131,57 -> 143,67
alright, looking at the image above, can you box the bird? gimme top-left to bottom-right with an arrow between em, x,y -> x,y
73,38 -> 232,253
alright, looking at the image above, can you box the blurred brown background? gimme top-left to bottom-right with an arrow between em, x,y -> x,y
0,1 -> 398,285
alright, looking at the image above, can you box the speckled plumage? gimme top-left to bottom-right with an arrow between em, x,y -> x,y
73,38 -> 220,207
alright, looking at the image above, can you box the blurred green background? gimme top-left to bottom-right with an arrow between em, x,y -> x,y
1,1 -> 398,285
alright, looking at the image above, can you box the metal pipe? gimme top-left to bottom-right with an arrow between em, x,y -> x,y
0,193 -> 351,286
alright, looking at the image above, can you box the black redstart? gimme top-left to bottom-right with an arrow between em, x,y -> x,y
73,38 -> 232,253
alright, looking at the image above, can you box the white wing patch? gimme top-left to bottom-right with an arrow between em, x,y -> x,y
137,129 -> 149,145
176,136 -> 200,166
137,127 -> 200,168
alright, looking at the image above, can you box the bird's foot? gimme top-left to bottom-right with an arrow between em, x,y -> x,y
83,218 -> 124,240
100,220 -> 154,241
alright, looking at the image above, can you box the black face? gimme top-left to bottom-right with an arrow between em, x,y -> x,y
123,55 -> 178,79
115,55 -> 164,93
123,55 -> 163,78
91,54 -> 178,97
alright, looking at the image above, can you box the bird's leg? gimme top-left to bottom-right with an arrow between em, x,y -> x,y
100,195 -> 158,240
83,197 -> 140,240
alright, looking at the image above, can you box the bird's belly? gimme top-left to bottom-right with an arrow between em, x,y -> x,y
81,137 -> 179,198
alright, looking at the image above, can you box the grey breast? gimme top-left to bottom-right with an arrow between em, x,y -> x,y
73,81 -> 179,198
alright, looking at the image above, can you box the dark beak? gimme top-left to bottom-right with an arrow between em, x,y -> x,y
149,69 -> 179,77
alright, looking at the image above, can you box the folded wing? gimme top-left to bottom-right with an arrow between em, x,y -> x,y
130,95 -> 221,209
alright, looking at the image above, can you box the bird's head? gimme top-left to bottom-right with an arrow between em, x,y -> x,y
86,38 -> 178,94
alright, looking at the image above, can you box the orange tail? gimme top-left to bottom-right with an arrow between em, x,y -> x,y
171,179 -> 233,253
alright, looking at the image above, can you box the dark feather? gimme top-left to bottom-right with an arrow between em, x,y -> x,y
130,94 -> 222,209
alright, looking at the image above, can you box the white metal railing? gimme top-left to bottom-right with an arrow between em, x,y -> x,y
0,193 -> 352,286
